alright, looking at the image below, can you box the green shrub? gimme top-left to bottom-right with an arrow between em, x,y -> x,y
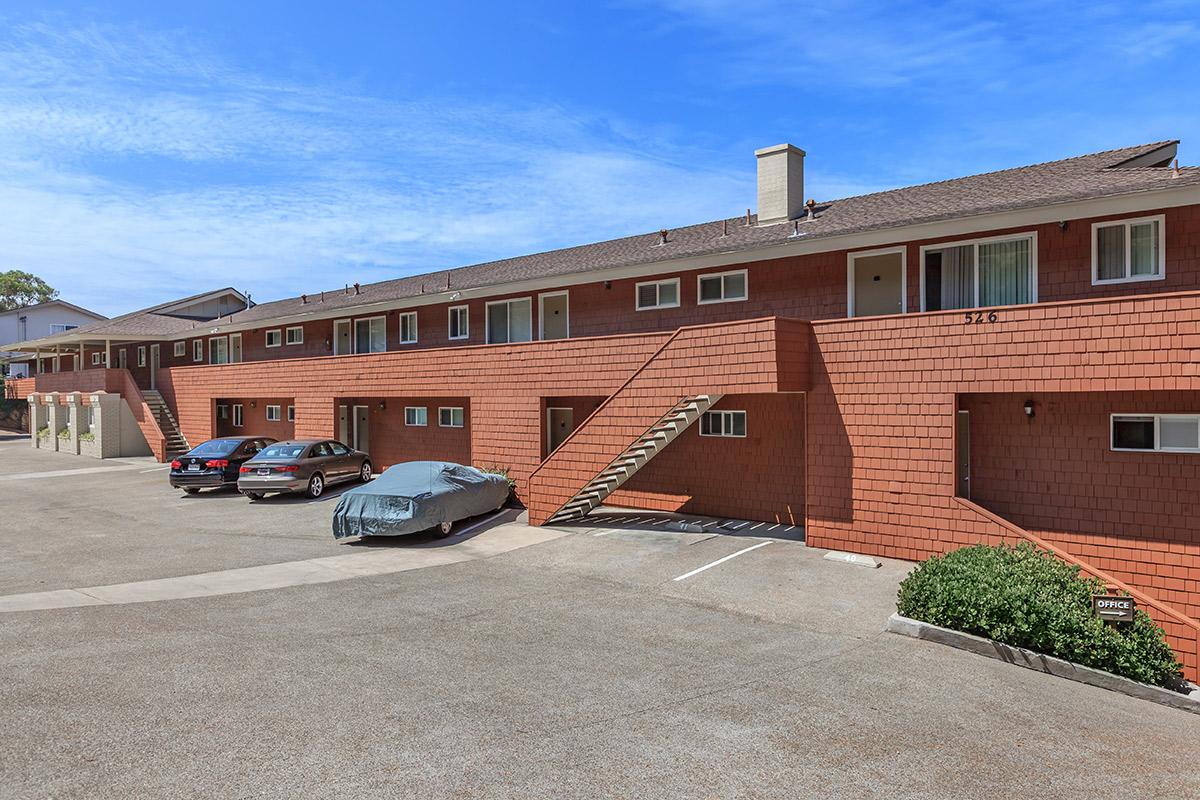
897,543 -> 1184,689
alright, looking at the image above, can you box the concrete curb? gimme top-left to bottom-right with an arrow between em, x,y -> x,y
886,613 -> 1200,715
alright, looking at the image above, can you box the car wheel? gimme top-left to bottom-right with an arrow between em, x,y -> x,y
436,521 -> 453,537
183,487 -> 200,495
360,461 -> 373,483
307,473 -> 324,499
244,491 -> 264,501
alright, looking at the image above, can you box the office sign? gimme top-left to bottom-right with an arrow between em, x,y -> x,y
1092,595 -> 1135,623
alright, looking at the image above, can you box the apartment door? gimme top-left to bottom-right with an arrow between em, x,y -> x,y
229,333 -> 242,363
334,320 -> 352,355
546,407 -> 574,454
955,410 -> 971,498
149,344 -> 160,389
850,250 -> 905,317
539,292 -> 569,340
338,404 -> 350,444
352,405 -> 370,454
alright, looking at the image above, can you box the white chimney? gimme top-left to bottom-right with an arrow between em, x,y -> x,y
755,143 -> 806,225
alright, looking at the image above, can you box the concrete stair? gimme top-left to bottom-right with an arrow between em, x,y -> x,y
546,394 -> 721,525
142,390 -> 189,458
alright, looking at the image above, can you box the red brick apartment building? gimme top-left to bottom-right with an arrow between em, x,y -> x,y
6,141 -> 1200,679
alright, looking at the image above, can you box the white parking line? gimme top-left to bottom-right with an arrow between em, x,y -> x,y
672,540 -> 772,582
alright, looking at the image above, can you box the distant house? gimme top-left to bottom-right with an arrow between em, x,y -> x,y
0,300 -> 107,376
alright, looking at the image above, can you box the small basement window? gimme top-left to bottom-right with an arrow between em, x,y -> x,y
266,405 -> 281,422
1112,414 -> 1200,452
405,406 -> 428,426
636,278 -> 680,310
700,410 -> 746,438
697,270 -> 747,304
439,407 -> 464,428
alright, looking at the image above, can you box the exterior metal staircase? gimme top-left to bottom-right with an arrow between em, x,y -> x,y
546,394 -> 721,524
142,390 -> 190,458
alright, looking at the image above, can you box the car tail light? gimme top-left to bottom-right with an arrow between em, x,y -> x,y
277,465 -> 299,472
239,466 -> 253,473
170,460 -> 181,469
205,459 -> 229,468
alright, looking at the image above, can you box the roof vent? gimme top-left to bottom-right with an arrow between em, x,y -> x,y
755,143 -> 806,225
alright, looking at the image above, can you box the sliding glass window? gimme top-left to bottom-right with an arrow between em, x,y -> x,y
922,233 -> 1036,311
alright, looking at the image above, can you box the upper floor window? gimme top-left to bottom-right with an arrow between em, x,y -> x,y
448,305 -> 469,340
173,341 -> 186,357
1112,413 -> 1199,453
118,349 -> 127,369
354,316 -> 387,353
286,326 -> 304,345
137,346 -> 147,367
193,340 -> 203,362
636,278 -> 680,311
486,298 -> 532,344
698,270 -> 747,304
399,311 -> 418,344
91,352 -> 102,366
265,329 -> 282,348
922,232 -> 1036,311
1093,216 -> 1164,285
209,337 -> 228,365
49,324 -> 77,334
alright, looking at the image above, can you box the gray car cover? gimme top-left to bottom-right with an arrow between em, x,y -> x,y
332,461 -> 509,540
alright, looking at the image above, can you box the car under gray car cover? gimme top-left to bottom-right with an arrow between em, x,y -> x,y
331,461 -> 510,540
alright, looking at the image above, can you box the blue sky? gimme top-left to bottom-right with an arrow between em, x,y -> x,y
1,1 -> 1198,315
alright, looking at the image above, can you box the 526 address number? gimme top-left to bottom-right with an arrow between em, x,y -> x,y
964,311 -> 999,324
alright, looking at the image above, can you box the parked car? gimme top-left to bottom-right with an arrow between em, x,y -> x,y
331,461 -> 510,541
170,437 -> 277,494
238,439 -> 372,500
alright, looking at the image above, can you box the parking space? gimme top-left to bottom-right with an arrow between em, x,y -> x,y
1,442 -> 1197,798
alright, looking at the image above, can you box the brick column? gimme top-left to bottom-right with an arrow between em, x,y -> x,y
27,394 -> 46,449
44,393 -> 63,452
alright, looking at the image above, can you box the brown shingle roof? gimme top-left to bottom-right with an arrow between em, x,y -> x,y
217,141 -> 1195,326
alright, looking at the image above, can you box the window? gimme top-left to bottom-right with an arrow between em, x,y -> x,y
216,404 -> 229,420
49,324 -> 77,334
1093,216 -> 1165,284
922,233 -> 1037,311
137,346 -> 147,367
700,410 -> 747,438
405,406 -> 428,426
193,340 -> 203,362
439,407 -> 465,428
399,311 -> 418,344
209,337 -> 228,364
266,405 -> 281,422
287,405 -> 295,422
485,298 -> 533,344
448,305 -> 469,340
330,441 -> 350,456
232,404 -> 244,427
636,278 -> 680,310
286,326 -> 304,345
265,329 -> 282,348
698,270 -> 747,304
1112,414 -> 1200,453
354,316 -> 386,353
118,349 -> 127,369
173,341 -> 186,357
91,353 -> 102,366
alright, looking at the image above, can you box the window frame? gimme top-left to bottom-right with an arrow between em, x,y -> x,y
699,410 -> 747,438
1111,413 -> 1200,453
1091,214 -> 1167,286
91,352 -> 102,366
847,246 -> 908,317
192,340 -> 203,363
635,278 -> 681,311
287,405 -> 295,423
173,341 -> 186,358
353,315 -> 387,353
485,297 -> 533,344
696,269 -> 748,305
216,404 -> 229,420
918,231 -> 1039,312
265,329 -> 282,348
232,403 -> 244,428
404,406 -> 428,427
265,404 -> 281,422
448,305 -> 469,341
137,346 -> 147,367
399,311 -> 418,345
285,326 -> 304,345
208,336 -> 228,365
438,407 -> 465,428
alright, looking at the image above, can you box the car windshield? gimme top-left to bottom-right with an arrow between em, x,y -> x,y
256,444 -> 307,459
188,439 -> 240,457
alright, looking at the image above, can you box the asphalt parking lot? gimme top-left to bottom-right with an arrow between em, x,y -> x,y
1,435 -> 1197,799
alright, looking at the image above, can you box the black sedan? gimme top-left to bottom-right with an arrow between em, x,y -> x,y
170,437 -> 276,494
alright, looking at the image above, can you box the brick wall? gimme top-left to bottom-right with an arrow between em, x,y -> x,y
340,397 -> 472,469
609,393 -> 806,524
214,397 -> 296,441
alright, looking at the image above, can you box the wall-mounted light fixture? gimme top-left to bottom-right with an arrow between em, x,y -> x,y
603,281 -> 612,289
250,400 -> 257,409
378,400 -> 386,411
1023,399 -> 1035,418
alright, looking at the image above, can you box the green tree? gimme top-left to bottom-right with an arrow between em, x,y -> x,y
0,270 -> 58,311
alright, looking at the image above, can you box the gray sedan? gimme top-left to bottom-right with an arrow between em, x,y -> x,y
237,439 -> 372,500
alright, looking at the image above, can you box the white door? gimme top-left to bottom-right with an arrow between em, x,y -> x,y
547,407 -> 574,454
149,344 -> 160,389
338,404 -> 349,444
334,320 -> 352,355
352,405 -> 369,453
539,292 -> 569,340
229,333 -> 242,363
850,250 -> 905,317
